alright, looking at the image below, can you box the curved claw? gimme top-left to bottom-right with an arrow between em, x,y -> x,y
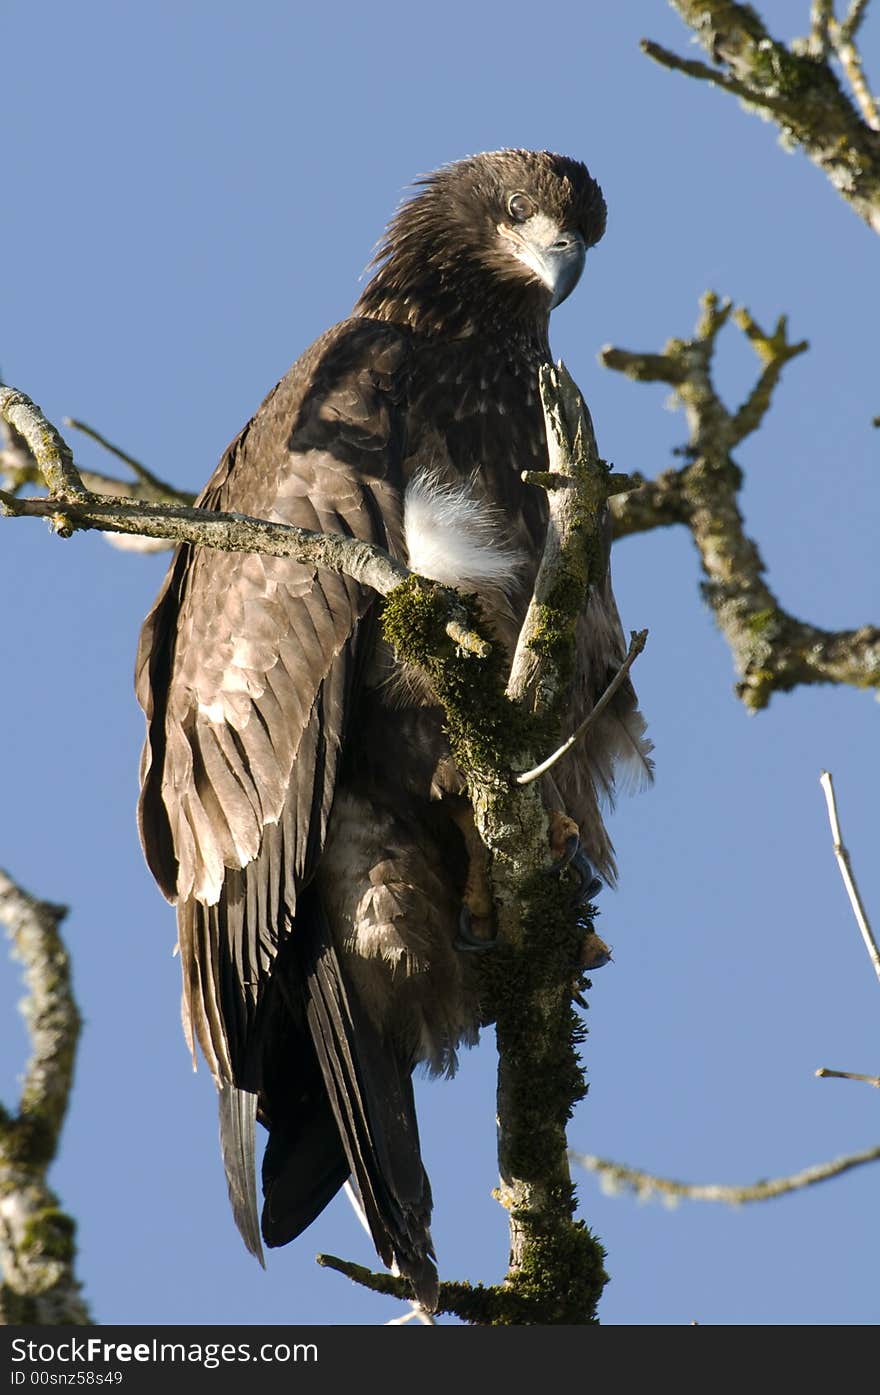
547,834 -> 603,904
455,904 -> 498,953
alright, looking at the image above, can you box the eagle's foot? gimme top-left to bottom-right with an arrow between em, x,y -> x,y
455,904 -> 497,952
546,812 -> 603,904
580,929 -> 613,970
450,802 -> 497,952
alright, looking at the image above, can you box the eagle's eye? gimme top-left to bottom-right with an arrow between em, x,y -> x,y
507,192 -> 535,223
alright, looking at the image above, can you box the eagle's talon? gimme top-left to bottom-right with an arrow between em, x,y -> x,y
455,905 -> 497,952
547,834 -> 603,903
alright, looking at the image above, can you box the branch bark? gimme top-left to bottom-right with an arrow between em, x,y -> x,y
572,1143 -> 880,1204
0,871 -> 91,1324
645,1 -> 880,233
603,292 -> 880,710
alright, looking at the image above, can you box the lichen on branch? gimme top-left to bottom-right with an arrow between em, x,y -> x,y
0,871 -> 91,1324
603,292 -> 880,709
644,1 -> 880,233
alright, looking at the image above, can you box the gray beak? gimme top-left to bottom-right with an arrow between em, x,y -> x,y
543,232 -> 586,309
502,218 -> 587,309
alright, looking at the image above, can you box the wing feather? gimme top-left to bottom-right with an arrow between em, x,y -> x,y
137,318 -> 409,1081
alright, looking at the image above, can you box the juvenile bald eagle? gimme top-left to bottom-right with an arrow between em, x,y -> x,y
136,150 -> 651,1309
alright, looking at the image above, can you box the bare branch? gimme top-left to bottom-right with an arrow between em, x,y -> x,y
640,37 -> 777,105
515,630 -> 648,785
0,871 -> 91,1324
646,2 -> 880,234
63,417 -> 193,501
728,309 -> 809,445
0,387 -> 89,501
816,1067 -> 880,1087
602,293 -> 880,710
819,771 -> 880,986
573,1144 -> 880,1205
608,469 -> 690,538
830,10 -> 880,130
841,0 -> 873,43
811,0 -> 834,60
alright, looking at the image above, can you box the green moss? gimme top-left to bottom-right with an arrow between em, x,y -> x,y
381,576 -> 537,781
500,1219 -> 608,1324
0,1286 -> 40,1323
482,870 -> 595,1181
20,1208 -> 76,1264
746,607 -> 779,636
381,561 -> 608,1325
0,1115 -> 57,1171
435,1213 -> 607,1324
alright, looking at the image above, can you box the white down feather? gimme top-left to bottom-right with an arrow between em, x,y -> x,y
403,470 -> 523,592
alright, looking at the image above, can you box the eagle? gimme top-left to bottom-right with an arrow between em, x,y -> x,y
136,149 -> 651,1310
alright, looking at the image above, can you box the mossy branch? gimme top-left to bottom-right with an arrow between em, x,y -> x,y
603,292 -> 880,710
0,871 -> 91,1324
645,1 -> 880,232
380,380 -> 617,1314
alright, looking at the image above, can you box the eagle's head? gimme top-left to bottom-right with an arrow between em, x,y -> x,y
357,149 -> 606,341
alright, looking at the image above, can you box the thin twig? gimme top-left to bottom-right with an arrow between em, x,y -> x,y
515,630 -> 648,785
572,1144 -> 880,1204
819,771 -> 880,987
811,0 -> 834,59
64,417 -> 186,499
841,0 -> 872,43
640,38 -> 771,107
831,19 -> 880,130
816,1067 -> 880,1087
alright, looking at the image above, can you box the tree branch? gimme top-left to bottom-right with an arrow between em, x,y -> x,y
0,386 -> 489,659
0,871 -> 91,1324
515,629 -> 648,786
572,1143 -> 880,1205
819,770 -> 880,987
63,417 -> 189,501
0,388 -> 89,502
603,292 -> 880,710
816,1067 -> 880,1086
645,1 -> 880,232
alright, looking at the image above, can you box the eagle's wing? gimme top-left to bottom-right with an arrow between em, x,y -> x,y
136,318 -> 408,1081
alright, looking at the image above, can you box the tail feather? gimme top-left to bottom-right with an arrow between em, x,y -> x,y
219,886 -> 438,1309
218,1083 -> 265,1268
302,928 -> 438,1308
261,1090 -> 350,1244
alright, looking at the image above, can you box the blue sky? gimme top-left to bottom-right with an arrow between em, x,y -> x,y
2,0 -> 878,1325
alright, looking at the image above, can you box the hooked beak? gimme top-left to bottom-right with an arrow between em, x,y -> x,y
500,218 -> 586,309
541,232 -> 586,309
